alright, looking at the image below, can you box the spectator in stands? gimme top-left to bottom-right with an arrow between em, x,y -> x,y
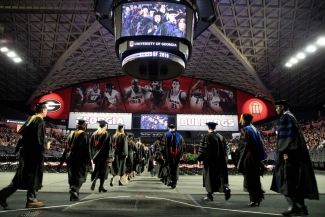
237,114 -> 267,207
0,102 -> 49,209
271,100 -> 319,216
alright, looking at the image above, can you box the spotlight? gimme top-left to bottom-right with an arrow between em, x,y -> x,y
0,47 -> 8,52
289,58 -> 298,64
7,51 -> 16,57
306,45 -> 316,52
316,37 -> 325,46
285,63 -> 292,67
296,53 -> 305,59
13,57 -> 22,63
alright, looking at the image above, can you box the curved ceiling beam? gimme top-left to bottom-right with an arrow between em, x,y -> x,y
27,20 -> 102,104
208,24 -> 274,102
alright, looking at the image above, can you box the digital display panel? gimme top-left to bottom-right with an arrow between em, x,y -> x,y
141,114 -> 168,130
121,2 -> 187,38
176,114 -> 239,131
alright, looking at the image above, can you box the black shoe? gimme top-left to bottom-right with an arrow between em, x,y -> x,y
69,190 -> 79,201
281,206 -> 301,216
224,187 -> 231,201
299,206 -> 308,215
171,186 -> 176,189
119,181 -> 124,186
202,195 -> 213,201
0,192 -> 8,209
167,181 -> 173,187
90,181 -> 96,191
110,178 -> 113,187
247,201 -> 260,207
99,187 -> 107,193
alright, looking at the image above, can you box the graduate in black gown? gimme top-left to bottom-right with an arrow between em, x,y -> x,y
154,135 -> 165,180
125,133 -> 136,182
237,114 -> 267,206
271,100 -> 319,216
196,122 -> 231,201
0,103 -> 49,209
90,120 -> 112,192
110,124 -> 128,186
135,138 -> 146,175
59,120 -> 92,201
163,124 -> 184,189
147,144 -> 156,177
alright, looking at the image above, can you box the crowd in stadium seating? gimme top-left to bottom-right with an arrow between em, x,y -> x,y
1,115 -> 325,159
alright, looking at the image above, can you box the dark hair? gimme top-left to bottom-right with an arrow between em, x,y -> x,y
208,125 -> 216,130
242,113 -> 253,123
172,79 -> 179,84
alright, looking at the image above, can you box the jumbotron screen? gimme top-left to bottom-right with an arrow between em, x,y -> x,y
121,2 -> 187,38
141,114 -> 168,130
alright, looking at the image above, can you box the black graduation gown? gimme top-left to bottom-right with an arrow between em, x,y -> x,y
63,130 -> 92,191
126,142 -> 136,173
12,116 -> 46,191
111,134 -> 128,176
154,140 -> 165,178
270,112 -> 319,200
237,126 -> 265,202
196,132 -> 229,194
164,132 -> 184,182
135,144 -> 146,174
147,146 -> 155,173
90,130 -> 112,181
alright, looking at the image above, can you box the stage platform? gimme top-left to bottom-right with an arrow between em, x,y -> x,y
0,171 -> 324,217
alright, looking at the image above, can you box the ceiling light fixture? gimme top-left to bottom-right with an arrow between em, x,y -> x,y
13,57 -> 22,63
0,47 -> 8,52
306,45 -> 317,52
296,52 -> 305,59
317,37 -> 325,46
290,58 -> 298,64
7,51 -> 16,57
285,63 -> 292,67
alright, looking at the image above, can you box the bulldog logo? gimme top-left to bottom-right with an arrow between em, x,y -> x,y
41,99 -> 62,112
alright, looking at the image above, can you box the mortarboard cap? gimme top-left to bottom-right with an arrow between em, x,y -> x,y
168,10 -> 178,14
274,100 -> 289,107
175,13 -> 186,20
153,11 -> 162,16
97,120 -> 107,127
35,102 -> 47,111
168,124 -> 176,129
157,135 -> 163,141
77,119 -> 86,125
205,122 -> 218,127
117,124 -> 124,129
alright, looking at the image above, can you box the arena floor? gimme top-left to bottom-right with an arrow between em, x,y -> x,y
0,171 -> 324,217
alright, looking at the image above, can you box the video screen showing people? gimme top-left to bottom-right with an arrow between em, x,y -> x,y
121,2 -> 187,38
141,114 -> 168,130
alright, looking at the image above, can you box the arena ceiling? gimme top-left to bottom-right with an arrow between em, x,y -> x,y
0,0 -> 325,106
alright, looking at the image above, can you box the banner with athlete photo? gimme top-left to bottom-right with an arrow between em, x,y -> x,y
117,76 -> 192,114
70,77 -> 126,113
182,79 -> 237,114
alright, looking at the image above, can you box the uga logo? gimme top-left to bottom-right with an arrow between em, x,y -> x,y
41,99 -> 62,112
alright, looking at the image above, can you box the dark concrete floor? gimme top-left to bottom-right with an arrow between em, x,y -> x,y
0,172 -> 324,217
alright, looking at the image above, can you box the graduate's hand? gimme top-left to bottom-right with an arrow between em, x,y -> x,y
283,154 -> 288,161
